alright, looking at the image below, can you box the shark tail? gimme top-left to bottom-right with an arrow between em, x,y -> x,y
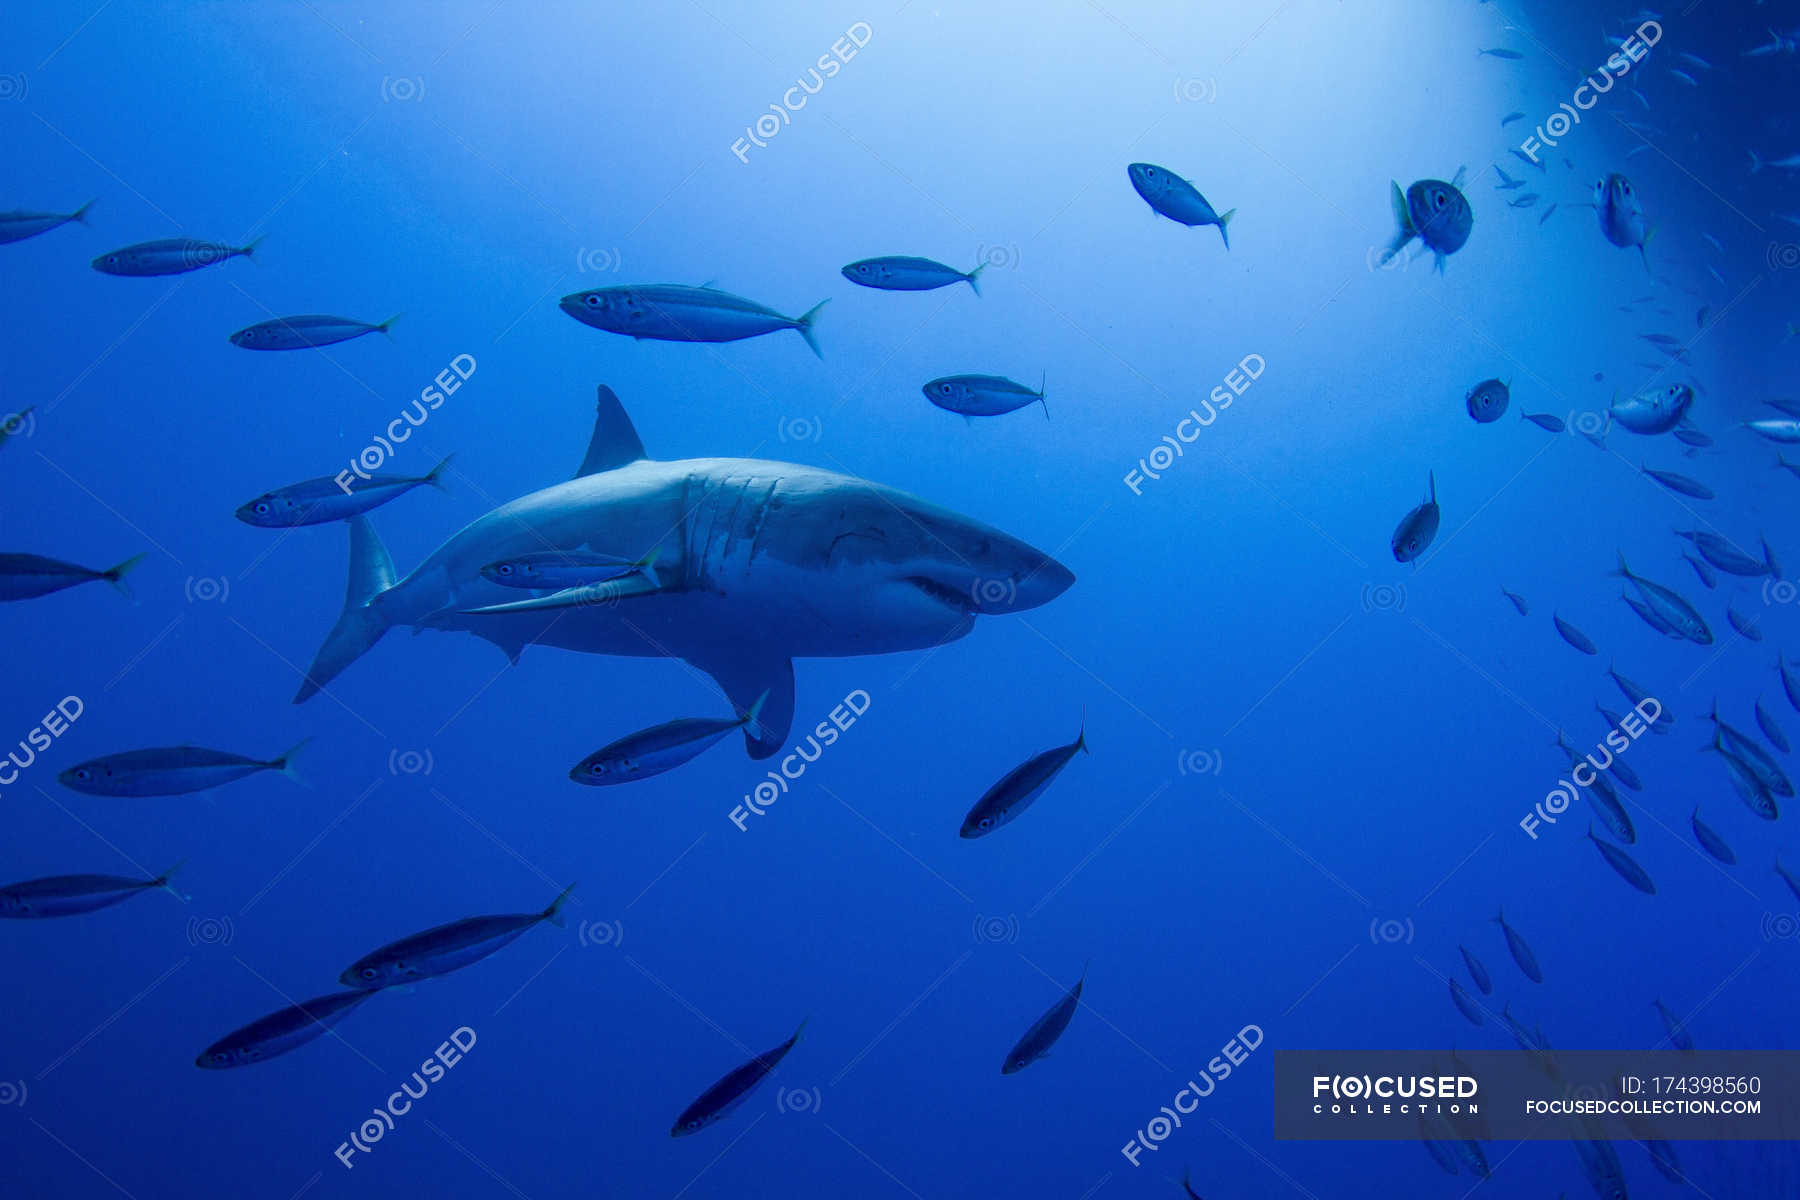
795,299 -> 828,359
294,515 -> 396,703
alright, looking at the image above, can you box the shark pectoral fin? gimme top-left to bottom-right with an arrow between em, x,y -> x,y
689,651 -> 794,759
459,575 -> 663,615
574,385 -> 648,478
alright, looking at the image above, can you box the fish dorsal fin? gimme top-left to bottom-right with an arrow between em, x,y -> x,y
346,516 -> 395,608
574,386 -> 647,479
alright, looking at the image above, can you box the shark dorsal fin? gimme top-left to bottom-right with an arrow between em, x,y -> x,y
575,386 -> 647,478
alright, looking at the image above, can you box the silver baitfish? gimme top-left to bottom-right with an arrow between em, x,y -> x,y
671,1018 -> 806,1136
92,236 -> 261,276
1002,964 -> 1086,1073
559,284 -> 826,357
236,457 -> 452,527
0,862 -> 183,918
229,313 -> 400,350
340,884 -> 576,987
569,695 -> 765,785
923,374 -> 1047,419
841,256 -> 984,294
0,200 -> 94,245
1390,471 -> 1439,563
196,989 -> 376,1069
59,740 -> 308,797
0,551 -> 145,602
1127,163 -> 1235,247
961,723 -> 1088,837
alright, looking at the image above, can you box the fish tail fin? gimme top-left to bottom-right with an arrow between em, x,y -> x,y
239,235 -> 265,261
1039,371 -> 1048,421
740,689 -> 771,740
153,858 -> 189,897
965,263 -> 984,296
1216,207 -> 1235,249
1076,710 -> 1089,755
294,516 -> 397,703
1610,549 -> 1630,579
274,737 -> 311,783
636,546 -> 662,587
1382,182 -> 1413,264
376,312 -> 405,337
541,881 -> 577,927
103,552 -> 148,599
1751,150 -> 1764,174
1428,470 -> 1436,504
425,453 -> 455,492
71,199 -> 97,225
795,299 -> 828,359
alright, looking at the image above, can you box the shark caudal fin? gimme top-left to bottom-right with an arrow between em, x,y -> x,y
293,516 -> 396,703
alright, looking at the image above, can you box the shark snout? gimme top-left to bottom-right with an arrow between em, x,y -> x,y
950,547 -> 1074,615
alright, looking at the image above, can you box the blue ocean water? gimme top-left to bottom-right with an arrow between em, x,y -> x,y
5,1 -> 1800,1195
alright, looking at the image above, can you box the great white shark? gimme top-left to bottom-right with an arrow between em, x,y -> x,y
294,386 -> 1075,757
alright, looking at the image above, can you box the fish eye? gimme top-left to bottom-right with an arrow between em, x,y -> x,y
360,967 -> 378,980
1433,193 -> 1446,209
685,1119 -> 702,1130
979,817 -> 993,829
75,768 -> 90,780
589,761 -> 607,775
497,564 -> 513,575
939,384 -> 953,395
584,294 -> 600,307
254,502 -> 270,514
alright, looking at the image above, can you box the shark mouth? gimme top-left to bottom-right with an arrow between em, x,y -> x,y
905,574 -> 976,614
